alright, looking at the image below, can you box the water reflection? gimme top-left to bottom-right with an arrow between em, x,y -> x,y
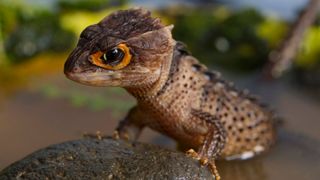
218,129 -> 320,180
218,158 -> 267,180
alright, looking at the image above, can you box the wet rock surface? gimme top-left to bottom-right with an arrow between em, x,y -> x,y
0,137 -> 213,180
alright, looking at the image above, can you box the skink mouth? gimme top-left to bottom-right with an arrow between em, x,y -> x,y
65,71 -> 122,87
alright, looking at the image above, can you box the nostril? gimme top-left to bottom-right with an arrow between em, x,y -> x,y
64,63 -> 81,75
73,67 -> 81,73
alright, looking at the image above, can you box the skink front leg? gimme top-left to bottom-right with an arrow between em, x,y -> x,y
114,106 -> 145,141
186,109 -> 226,180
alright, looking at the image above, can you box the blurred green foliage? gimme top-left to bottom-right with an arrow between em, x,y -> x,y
163,7 -> 268,72
41,84 -> 134,117
1,1 -> 320,102
2,2 -> 320,70
296,27 -> 320,68
256,18 -> 288,48
58,0 -> 128,11
4,11 -> 75,62
293,15 -> 320,91
1,1 -> 76,63
0,0 -> 128,64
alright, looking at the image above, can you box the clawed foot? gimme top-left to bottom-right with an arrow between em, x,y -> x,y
186,149 -> 221,180
112,130 -> 130,140
82,130 -> 105,140
81,130 -> 130,141
112,130 -> 120,139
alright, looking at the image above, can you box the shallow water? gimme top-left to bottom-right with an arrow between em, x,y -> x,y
0,56 -> 319,180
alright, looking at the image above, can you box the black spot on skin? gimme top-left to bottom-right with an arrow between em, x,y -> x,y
189,77 -> 193,80
236,137 -> 241,142
233,117 -> 237,122
209,105 -> 213,109
182,75 -> 186,79
184,83 -> 188,88
228,125 -> 232,130
240,117 -> 245,121
239,128 -> 243,133
224,113 -> 228,117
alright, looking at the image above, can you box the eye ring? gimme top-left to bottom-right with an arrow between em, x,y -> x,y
90,43 -> 132,70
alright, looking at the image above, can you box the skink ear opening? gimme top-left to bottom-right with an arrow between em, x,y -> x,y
126,25 -> 175,54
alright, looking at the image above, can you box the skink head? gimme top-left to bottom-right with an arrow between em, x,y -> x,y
64,8 -> 174,88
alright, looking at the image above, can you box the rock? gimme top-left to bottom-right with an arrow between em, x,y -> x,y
0,137 -> 213,180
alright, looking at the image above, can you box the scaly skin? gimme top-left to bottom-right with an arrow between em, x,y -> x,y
64,8 -> 276,179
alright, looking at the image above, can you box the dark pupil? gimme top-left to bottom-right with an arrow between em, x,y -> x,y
101,48 -> 125,66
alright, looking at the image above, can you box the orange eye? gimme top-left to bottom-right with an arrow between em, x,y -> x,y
90,43 -> 132,70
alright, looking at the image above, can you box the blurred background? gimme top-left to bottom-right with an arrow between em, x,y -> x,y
0,0 -> 320,179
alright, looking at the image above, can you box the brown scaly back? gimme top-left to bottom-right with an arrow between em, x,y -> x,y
195,67 -> 277,158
